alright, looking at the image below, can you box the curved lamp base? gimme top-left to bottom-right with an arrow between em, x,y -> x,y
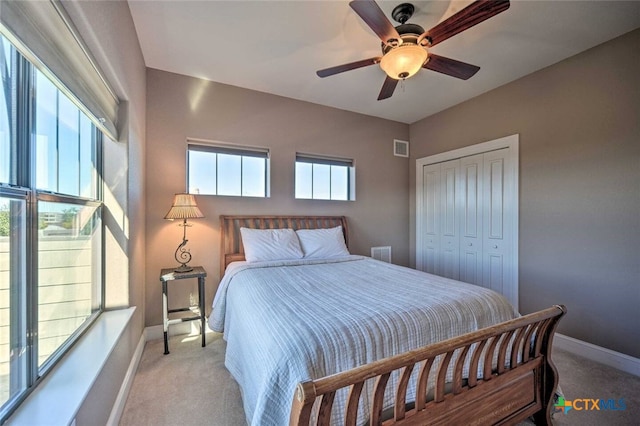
174,264 -> 194,273
173,219 -> 194,273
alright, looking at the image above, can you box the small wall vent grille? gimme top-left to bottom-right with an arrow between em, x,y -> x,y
371,246 -> 392,263
394,139 -> 409,157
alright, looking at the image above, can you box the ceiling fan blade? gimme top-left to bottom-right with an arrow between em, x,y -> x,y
424,54 -> 480,80
317,57 -> 380,78
424,0 -> 510,47
350,0 -> 401,45
377,76 -> 398,100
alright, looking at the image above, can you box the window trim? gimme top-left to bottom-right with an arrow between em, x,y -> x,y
295,153 -> 353,168
6,308 -> 135,426
188,143 -> 269,159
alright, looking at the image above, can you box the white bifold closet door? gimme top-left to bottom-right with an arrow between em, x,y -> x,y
420,148 -> 512,297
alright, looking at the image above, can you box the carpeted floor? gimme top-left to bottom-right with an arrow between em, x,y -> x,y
119,331 -> 639,425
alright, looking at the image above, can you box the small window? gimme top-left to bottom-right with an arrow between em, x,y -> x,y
295,154 -> 355,201
187,142 -> 269,197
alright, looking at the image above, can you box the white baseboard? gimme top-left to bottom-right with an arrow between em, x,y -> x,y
554,333 -> 640,377
106,332 -> 146,426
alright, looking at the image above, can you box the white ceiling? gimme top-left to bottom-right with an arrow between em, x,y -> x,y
128,0 -> 640,124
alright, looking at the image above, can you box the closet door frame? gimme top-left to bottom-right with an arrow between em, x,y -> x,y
416,134 -> 519,309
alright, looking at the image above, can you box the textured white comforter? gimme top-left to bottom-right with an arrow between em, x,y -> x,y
209,255 -> 517,425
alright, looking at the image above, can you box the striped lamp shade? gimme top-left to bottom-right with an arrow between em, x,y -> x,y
164,193 -> 204,220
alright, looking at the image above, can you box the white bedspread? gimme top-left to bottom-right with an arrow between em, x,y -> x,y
209,255 -> 517,425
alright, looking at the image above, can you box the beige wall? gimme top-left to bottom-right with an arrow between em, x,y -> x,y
63,0 -> 147,321
145,69 -> 410,326
63,0 -> 147,318
61,1 -> 147,423
409,29 -> 640,358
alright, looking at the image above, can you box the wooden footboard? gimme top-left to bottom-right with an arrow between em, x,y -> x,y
290,305 -> 566,426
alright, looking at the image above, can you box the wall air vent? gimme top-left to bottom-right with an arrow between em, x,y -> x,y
394,139 -> 409,157
371,246 -> 392,263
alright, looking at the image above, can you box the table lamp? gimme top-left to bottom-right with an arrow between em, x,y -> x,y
164,193 -> 204,272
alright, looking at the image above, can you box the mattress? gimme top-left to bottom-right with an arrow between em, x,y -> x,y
209,255 -> 517,425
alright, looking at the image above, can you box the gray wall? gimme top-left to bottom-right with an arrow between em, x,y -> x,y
409,29 -> 640,358
145,69 -> 410,327
61,1 -> 147,423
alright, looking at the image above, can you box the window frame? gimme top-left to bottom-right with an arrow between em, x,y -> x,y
0,35 -> 105,423
187,141 -> 270,198
0,187 -> 28,410
295,153 -> 356,201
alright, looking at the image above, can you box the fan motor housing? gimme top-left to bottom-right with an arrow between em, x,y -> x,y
381,23 -> 425,54
396,23 -> 425,36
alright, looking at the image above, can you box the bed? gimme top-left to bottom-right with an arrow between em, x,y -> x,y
210,215 -> 565,426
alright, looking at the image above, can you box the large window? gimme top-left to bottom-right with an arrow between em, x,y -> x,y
0,34 -> 103,422
188,142 -> 269,197
295,154 -> 355,201
0,37 -> 15,185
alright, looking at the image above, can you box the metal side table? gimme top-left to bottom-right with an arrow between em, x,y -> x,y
159,266 -> 207,354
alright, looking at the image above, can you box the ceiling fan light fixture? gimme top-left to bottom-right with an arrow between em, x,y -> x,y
380,43 -> 428,80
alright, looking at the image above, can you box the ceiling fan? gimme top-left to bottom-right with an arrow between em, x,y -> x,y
317,0 -> 510,100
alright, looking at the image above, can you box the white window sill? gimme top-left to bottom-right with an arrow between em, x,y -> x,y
6,307 -> 136,426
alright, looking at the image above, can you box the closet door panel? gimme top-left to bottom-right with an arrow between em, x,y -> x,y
422,163 -> 441,274
482,149 -> 509,293
440,159 -> 460,280
488,253 -> 505,294
461,251 -> 481,285
460,154 -> 483,285
488,158 -> 504,239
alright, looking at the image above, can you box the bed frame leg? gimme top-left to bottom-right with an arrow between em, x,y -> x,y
533,358 -> 557,426
533,305 -> 566,425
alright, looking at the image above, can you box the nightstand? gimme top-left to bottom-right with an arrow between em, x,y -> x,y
159,266 -> 207,354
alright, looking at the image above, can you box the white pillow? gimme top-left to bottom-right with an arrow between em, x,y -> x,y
240,227 -> 304,263
296,226 -> 350,259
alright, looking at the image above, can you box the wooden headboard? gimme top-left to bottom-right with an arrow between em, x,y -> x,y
220,215 -> 348,272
